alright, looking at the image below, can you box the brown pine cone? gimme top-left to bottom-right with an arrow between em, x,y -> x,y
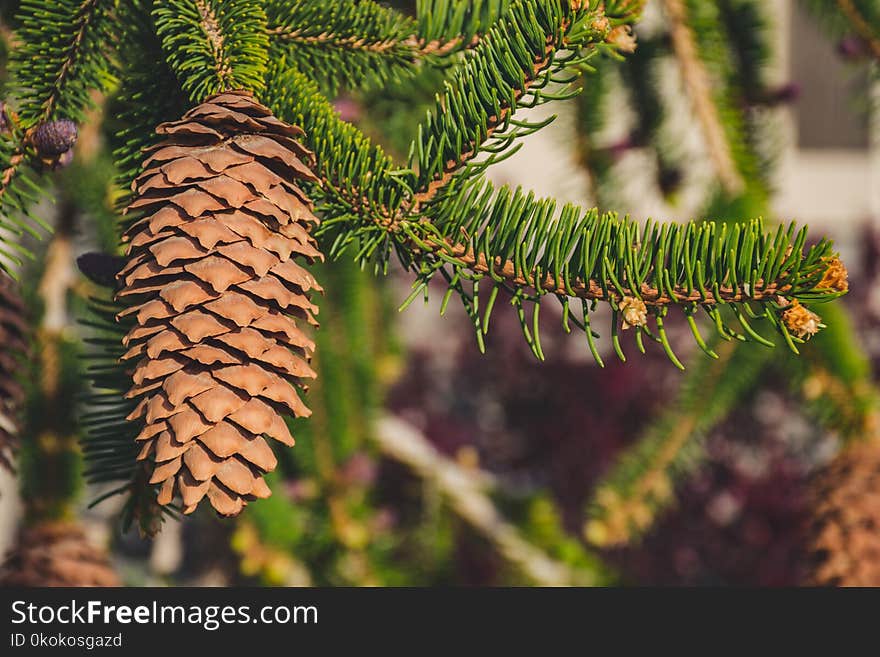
803,441 -> 880,586
0,274 -> 26,472
0,521 -> 119,587
117,90 -> 322,517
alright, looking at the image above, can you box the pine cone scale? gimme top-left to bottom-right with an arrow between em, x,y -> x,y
118,90 -> 321,517
0,522 -> 119,587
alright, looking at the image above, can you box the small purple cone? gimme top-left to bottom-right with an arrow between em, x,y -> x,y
837,36 -> 868,60
31,119 -> 78,156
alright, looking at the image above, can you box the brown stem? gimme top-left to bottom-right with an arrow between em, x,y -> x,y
269,27 -> 409,54
404,34 -> 482,57
268,27 -> 481,60
195,0 -> 233,90
0,152 -> 24,205
418,238 -> 788,307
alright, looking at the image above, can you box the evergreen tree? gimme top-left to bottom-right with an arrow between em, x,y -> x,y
0,0 -> 872,586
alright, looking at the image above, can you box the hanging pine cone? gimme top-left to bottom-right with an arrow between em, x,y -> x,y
803,441 -> 880,586
30,118 -> 78,157
0,521 -> 120,586
0,274 -> 26,472
117,90 -> 322,517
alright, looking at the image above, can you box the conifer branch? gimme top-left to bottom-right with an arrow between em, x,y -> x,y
265,62 -> 404,242
269,1 -> 846,367
584,340 -> 765,547
835,0 -> 880,60
35,0 -> 105,124
264,0 -> 507,96
376,415 -> 596,586
194,0 -> 234,89
578,0 -> 869,542
154,0 -> 269,100
414,234 -> 817,307
0,133 -> 49,269
0,0 -> 116,270
413,0 -> 512,56
401,0 -> 615,209
269,28 -> 413,55
81,285 -> 166,535
12,0 -> 117,127
409,34 -> 483,57
0,152 -> 25,206
661,0 -> 745,196
265,0 -> 424,95
405,178 -> 844,365
718,0 -> 772,105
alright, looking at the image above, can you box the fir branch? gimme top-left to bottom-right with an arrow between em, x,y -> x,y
79,284 -> 167,535
265,61 -> 406,255
376,414 -> 596,586
266,0 -> 424,95
0,0 -> 116,271
661,0 -> 745,195
270,0 -> 633,250
717,0 -> 771,103
584,340 -> 764,547
265,0 -> 515,96
0,133 -> 48,272
266,1 -> 845,367
153,0 -> 269,101
11,0 -> 117,127
195,0 -> 233,85
577,0 -> 873,542
398,0 -> 647,217
402,177 -> 844,365
835,0 -> 880,60
685,0 -> 768,192
402,0 -> 615,209
716,0 -> 778,184
579,0 -> 872,538
0,153 -> 23,194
